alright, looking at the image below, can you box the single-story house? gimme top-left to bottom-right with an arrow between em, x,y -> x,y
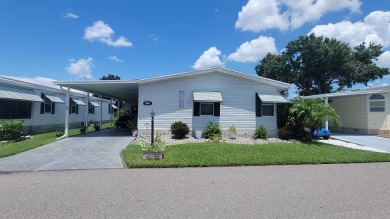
0,76 -> 115,134
55,67 -> 291,137
301,86 -> 390,135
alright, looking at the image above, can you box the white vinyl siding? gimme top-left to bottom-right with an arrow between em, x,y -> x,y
138,71 -> 280,132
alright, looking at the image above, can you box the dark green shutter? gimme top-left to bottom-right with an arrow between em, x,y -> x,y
51,103 -> 55,114
213,102 -> 220,116
256,93 -> 262,117
193,102 -> 200,116
69,98 -> 72,114
40,94 -> 44,114
76,105 -> 79,114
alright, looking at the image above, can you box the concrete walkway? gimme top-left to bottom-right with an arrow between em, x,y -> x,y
0,128 -> 134,172
332,133 -> 390,152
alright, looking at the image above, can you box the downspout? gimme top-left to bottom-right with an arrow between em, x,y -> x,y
57,87 -> 70,139
86,92 -> 89,133
110,98 -> 113,128
100,94 -> 103,128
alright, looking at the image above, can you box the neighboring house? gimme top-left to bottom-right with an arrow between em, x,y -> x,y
55,67 -> 291,137
0,77 -> 114,134
301,86 -> 390,135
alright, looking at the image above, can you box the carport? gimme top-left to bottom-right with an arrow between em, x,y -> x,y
53,80 -> 139,138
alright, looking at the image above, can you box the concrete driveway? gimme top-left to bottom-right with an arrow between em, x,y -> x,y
332,133 -> 390,152
0,128 -> 134,172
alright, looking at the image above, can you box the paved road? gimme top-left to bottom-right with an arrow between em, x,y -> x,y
332,133 -> 390,152
0,128 -> 134,171
1,164 -> 390,218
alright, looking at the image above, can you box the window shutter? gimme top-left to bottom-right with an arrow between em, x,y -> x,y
256,93 -> 262,117
213,102 -> 220,116
40,103 -> 44,114
76,105 -> 79,114
51,102 -> 55,114
69,98 -> 72,114
40,94 -> 44,114
193,102 -> 200,116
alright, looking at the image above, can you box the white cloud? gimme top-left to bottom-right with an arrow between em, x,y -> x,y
228,36 -> 277,62
376,51 -> 390,68
235,0 -> 289,32
310,11 -> 390,47
66,57 -> 93,79
192,47 -> 224,69
84,20 -> 132,47
235,0 -> 361,32
108,56 -> 123,63
63,12 -> 79,19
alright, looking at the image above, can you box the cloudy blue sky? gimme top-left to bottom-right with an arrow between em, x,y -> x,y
0,0 -> 389,91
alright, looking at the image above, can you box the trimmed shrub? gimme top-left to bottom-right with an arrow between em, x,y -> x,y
253,125 -> 267,140
203,122 -> 222,139
278,127 -> 292,140
0,120 -> 23,141
170,121 -> 190,139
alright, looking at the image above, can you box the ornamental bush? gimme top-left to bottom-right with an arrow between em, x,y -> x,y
170,121 -> 190,139
278,127 -> 292,140
203,122 -> 222,139
0,120 -> 23,141
253,125 -> 268,140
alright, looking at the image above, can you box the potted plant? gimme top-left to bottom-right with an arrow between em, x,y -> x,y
195,129 -> 202,139
80,122 -> 87,134
128,119 -> 137,135
229,125 -> 237,139
93,122 -> 100,131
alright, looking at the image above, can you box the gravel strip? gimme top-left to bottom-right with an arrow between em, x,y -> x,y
135,135 -> 388,153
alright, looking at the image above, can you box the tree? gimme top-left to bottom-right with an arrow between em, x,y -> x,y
256,34 -> 389,95
100,74 -> 120,80
287,98 -> 340,140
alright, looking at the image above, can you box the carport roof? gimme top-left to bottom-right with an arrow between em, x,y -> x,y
53,80 -> 139,101
300,87 -> 390,100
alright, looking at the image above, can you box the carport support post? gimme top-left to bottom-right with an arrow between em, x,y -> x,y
86,92 -> 89,134
325,96 -> 329,130
64,87 -> 70,137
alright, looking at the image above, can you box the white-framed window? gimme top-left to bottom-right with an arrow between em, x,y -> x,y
369,94 -> 385,112
200,102 -> 214,115
40,94 -> 53,114
179,90 -> 185,109
70,99 -> 78,114
262,103 -> 274,116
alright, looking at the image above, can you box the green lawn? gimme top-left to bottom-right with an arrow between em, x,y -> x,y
0,123 -> 113,158
122,142 -> 390,168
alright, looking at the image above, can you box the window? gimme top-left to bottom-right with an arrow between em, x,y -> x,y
70,99 -> 78,114
40,94 -> 55,114
0,99 -> 32,119
89,104 -> 94,114
179,90 -> 185,109
369,94 -> 385,112
200,102 -> 213,115
262,104 -> 274,116
193,102 -> 220,116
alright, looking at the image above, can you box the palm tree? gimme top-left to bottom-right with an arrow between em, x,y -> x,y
288,98 -> 340,139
